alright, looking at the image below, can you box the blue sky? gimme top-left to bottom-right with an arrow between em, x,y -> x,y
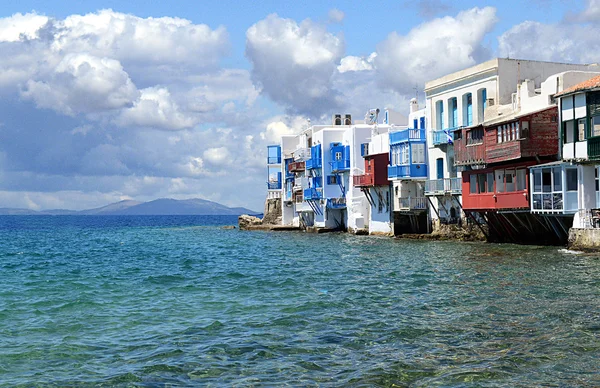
0,0 -> 597,211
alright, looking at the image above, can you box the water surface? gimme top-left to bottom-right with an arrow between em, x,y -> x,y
0,216 -> 598,386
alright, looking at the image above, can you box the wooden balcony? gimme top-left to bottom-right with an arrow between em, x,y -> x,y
454,140 -> 485,166
288,161 -> 305,173
353,174 -> 375,187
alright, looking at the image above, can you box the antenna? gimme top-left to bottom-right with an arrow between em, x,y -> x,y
413,84 -> 419,102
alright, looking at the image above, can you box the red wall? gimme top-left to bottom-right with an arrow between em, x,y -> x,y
364,153 -> 389,186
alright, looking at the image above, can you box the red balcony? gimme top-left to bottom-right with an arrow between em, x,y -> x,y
288,161 -> 305,173
353,174 -> 375,187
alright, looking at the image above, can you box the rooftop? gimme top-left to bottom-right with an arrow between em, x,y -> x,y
555,74 -> 600,97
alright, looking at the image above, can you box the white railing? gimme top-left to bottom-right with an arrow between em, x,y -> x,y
576,209 -> 600,229
397,196 -> 427,210
293,147 -> 311,161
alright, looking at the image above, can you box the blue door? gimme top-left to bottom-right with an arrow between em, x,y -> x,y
436,158 -> 444,180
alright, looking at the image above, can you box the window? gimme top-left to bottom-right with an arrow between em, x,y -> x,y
486,173 -> 493,192
327,175 -> 338,185
564,120 -> 575,143
532,166 -> 564,212
521,121 -> 529,139
505,169 -> 515,192
497,127 -> 502,143
478,174 -> 487,193
454,130 -> 462,141
578,118 -> 586,141
449,97 -> 458,127
411,143 -> 425,164
413,119 -> 418,129
436,100 -> 444,130
463,93 -> 473,126
400,145 -> 409,165
592,116 -> 600,138
516,169 -> 527,191
335,152 -> 342,160
470,174 -> 477,194
496,170 -> 505,193
467,128 -> 483,145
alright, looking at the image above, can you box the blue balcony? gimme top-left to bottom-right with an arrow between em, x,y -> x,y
267,145 -> 282,164
390,129 -> 426,144
432,127 -> 460,146
304,188 -> 323,200
267,181 -> 282,190
330,143 -> 350,172
388,164 -> 427,179
306,144 -> 323,170
326,197 -> 346,209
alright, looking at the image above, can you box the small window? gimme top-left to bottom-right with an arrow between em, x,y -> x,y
335,152 -> 342,160
505,169 -> 515,192
478,174 -> 487,193
533,170 -> 542,192
497,127 -> 502,143
516,169 -> 527,191
553,168 -> 562,192
327,175 -> 338,185
487,172 -> 494,192
542,168 -> 552,192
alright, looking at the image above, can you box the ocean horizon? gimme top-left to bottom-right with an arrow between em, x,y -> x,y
0,215 -> 598,386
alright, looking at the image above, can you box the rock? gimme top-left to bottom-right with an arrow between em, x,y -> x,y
261,198 -> 282,225
238,214 -> 262,230
221,225 -> 236,230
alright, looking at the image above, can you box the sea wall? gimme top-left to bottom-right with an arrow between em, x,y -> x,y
568,228 -> 600,250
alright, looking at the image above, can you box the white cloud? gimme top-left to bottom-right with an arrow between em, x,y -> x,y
567,0 -> 600,22
203,147 -> 230,165
22,53 -> 138,116
374,7 -> 497,91
117,87 -> 196,130
338,53 -> 376,73
497,17 -> 600,64
0,12 -> 49,42
245,14 -> 345,115
328,9 -> 345,24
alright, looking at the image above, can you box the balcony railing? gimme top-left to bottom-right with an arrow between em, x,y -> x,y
588,136 -> 600,161
267,181 -> 282,190
397,196 -> 427,211
306,158 -> 322,170
304,187 -> 323,200
432,127 -> 459,146
330,159 -> 350,172
388,164 -> 427,179
288,161 -> 306,173
293,147 -> 311,161
390,129 -> 426,144
425,178 -> 462,195
353,174 -> 375,187
326,197 -> 346,209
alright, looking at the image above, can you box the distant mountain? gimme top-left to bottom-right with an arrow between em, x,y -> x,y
0,198 -> 257,216
79,200 -> 142,215
107,198 -> 255,216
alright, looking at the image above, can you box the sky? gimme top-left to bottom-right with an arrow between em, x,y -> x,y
0,0 -> 598,212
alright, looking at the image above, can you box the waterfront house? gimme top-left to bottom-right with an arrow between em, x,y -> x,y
387,99 -> 429,234
529,73 -> 600,247
425,59 -> 598,235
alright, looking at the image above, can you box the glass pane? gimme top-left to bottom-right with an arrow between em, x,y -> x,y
533,194 -> 542,210
487,172 -> 494,193
543,194 -> 552,210
566,168 -> 578,191
478,174 -> 486,193
553,193 -> 563,210
497,128 -> 502,143
553,168 -> 562,192
496,170 -> 505,193
542,169 -> 552,192
579,118 -> 586,141
594,116 -> 600,137
565,121 -> 575,143
505,169 -> 515,192
534,170 -> 542,192
517,169 -> 527,191
470,174 -> 477,194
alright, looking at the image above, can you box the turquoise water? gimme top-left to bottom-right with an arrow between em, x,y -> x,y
0,215 -> 599,386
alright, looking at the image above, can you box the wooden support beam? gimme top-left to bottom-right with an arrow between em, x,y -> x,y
450,196 -> 489,239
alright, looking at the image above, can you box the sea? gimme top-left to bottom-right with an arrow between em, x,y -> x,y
0,215 -> 599,387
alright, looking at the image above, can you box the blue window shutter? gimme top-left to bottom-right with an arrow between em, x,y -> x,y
420,117 -> 425,129
413,119 -> 418,129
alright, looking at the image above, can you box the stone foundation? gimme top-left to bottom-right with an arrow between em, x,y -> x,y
429,221 -> 487,242
568,228 -> 600,250
262,198 -> 282,225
